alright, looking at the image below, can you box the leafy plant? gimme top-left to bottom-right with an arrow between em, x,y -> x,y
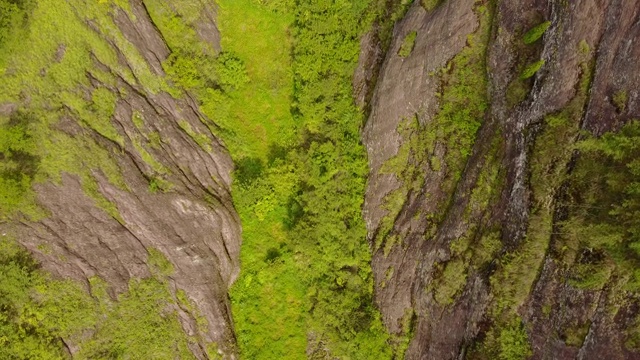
214,52 -> 250,91
520,59 -> 545,79
497,319 -> 532,360
398,31 -> 417,57
523,21 -> 551,44
421,0 -> 443,11
613,90 -> 628,112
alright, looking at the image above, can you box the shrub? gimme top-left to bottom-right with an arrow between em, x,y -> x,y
613,90 -> 628,112
398,30 -> 417,58
421,0 -> 442,11
0,112 -> 38,216
506,78 -> 530,108
523,21 -> 551,44
497,319 -> 532,360
234,156 -> 264,186
520,59 -> 545,79
214,52 -> 249,91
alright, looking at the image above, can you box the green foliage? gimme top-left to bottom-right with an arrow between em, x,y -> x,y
568,259 -> 612,290
147,248 -> 174,277
475,43 -> 596,358
132,135 -> 168,175
210,0 -> 395,357
613,89 -> 628,112
84,87 -> 122,145
234,156 -> 264,186
433,259 -> 468,306
214,52 -> 250,92
0,0 -> 175,221
523,21 -> 551,44
376,3 -> 491,256
433,4 -> 490,175
376,116 -> 428,251
79,278 -> 195,360
148,131 -> 162,149
497,319 -> 532,360
132,111 -> 144,130
578,39 -> 590,55
563,322 -> 590,347
421,0 -> 443,11
178,120 -> 212,152
398,30 -> 417,57
0,237 -> 199,359
0,1 -> 233,357
565,120 -> 640,291
0,112 -> 39,217
0,238 -> 69,359
0,1 -> 19,47
285,1 -> 393,355
148,176 -> 172,193
473,231 -> 502,266
506,77 -> 530,108
370,0 -> 415,49
520,59 -> 545,79
626,315 -> 640,350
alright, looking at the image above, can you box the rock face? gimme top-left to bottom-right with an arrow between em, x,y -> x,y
2,0 -> 240,358
360,0 -> 640,358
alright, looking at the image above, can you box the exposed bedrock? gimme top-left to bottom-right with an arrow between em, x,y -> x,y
3,0 -> 240,358
359,0 -> 640,358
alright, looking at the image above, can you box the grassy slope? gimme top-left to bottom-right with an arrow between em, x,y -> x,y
216,0 -> 296,159
214,3 -> 307,357
214,1 -> 393,358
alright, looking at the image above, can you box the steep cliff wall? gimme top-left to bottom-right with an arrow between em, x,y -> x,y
0,0 -> 239,358
360,0 -> 640,358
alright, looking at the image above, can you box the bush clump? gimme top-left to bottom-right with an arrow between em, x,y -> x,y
421,0 -> 442,11
523,21 -> 551,44
398,30 -> 417,58
520,59 -> 545,79
497,319 -> 532,360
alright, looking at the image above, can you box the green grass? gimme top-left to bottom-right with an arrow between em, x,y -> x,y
214,0 -> 296,160
209,2 -> 307,358
215,1 -> 394,358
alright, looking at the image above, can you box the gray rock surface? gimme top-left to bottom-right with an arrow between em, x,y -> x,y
360,0 -> 640,358
3,1 -> 240,358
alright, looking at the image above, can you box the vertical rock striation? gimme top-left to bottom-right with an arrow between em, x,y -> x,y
359,0 -> 640,358
2,0 -> 240,358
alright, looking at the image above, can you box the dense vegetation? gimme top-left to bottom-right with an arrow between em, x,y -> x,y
211,0 -> 396,357
566,120 -> 640,291
0,238 -> 207,359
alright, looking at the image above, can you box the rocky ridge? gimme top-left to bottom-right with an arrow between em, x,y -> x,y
1,0 -> 240,358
